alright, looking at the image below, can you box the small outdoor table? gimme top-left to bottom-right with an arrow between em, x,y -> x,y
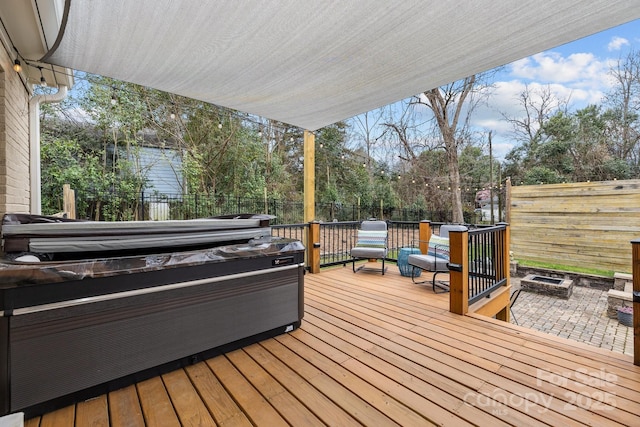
397,247 -> 422,277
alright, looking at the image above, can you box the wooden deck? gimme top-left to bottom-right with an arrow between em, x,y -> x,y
25,265 -> 640,426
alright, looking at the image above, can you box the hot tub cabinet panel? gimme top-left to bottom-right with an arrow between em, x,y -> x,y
0,238 -> 305,417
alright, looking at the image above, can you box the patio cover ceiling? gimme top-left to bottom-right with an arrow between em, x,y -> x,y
43,0 -> 640,131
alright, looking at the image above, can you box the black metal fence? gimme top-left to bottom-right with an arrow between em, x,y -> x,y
277,220 -> 508,307
74,191 -> 452,224
272,220 -> 434,268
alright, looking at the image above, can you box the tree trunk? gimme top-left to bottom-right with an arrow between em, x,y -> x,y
424,84 -> 469,224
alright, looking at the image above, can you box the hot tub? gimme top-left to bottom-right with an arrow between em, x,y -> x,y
0,215 -> 304,417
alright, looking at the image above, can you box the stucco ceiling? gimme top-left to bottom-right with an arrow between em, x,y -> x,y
36,0 -> 640,130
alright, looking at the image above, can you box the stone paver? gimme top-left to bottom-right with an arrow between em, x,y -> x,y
510,278 -> 634,357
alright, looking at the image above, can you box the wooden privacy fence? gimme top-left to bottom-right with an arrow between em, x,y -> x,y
508,179 -> 640,274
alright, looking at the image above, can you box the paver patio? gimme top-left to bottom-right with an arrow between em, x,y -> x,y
510,278 -> 634,357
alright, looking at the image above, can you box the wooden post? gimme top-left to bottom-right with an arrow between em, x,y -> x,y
449,229 -> 469,315
303,130 -> 315,222
632,239 -> 640,366
308,221 -> 321,273
418,220 -> 431,254
264,186 -> 268,215
63,184 -> 76,219
505,177 -> 511,224
496,223 -> 511,322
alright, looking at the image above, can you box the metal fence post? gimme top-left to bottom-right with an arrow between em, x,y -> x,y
140,191 -> 145,220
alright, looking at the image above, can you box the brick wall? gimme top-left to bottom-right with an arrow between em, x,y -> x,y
0,43 -> 31,217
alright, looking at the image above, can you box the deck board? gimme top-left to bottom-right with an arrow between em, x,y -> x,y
136,377 -> 181,427
108,385 -> 145,427
22,266 -> 640,426
75,395 -> 108,427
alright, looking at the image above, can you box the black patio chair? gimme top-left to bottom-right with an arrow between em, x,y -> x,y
510,288 -> 522,325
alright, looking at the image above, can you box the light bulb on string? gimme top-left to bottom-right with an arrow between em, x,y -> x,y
218,123 -> 223,129
38,67 -> 46,86
13,59 -> 21,73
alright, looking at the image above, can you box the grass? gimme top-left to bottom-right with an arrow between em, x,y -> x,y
516,259 -> 615,278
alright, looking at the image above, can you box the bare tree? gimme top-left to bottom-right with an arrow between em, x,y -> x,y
351,108 -> 388,168
604,49 -> 640,166
415,75 -> 491,223
503,84 -> 568,148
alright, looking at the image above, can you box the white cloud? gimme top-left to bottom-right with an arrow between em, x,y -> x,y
469,77 -> 605,160
608,36 -> 630,51
509,52 -> 607,86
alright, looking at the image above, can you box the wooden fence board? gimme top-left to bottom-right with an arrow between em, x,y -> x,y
509,179 -> 640,273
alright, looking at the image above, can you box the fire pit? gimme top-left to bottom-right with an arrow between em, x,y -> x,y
520,274 -> 574,299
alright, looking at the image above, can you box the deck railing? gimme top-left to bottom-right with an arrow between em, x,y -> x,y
468,224 -> 509,304
320,220 -> 433,267
630,239 -> 639,365
273,220 -> 433,269
448,223 -> 511,319
274,220 -> 512,320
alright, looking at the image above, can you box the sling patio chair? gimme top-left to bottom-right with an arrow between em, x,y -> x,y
407,224 -> 467,293
350,219 -> 388,275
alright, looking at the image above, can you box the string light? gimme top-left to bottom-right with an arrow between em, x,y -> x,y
19,70 -> 515,196
13,59 -> 21,73
38,67 -> 46,86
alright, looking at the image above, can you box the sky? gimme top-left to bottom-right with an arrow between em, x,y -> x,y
470,18 -> 640,160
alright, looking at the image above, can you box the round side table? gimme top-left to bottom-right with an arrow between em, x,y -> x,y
397,247 -> 422,277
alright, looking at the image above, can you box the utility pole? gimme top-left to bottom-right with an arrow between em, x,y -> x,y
489,131 -> 494,224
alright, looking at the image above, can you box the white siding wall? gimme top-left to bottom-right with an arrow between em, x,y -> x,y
138,146 -> 183,195
0,43 -> 31,217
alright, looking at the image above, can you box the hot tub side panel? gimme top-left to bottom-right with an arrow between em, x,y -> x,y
3,260 -> 304,414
